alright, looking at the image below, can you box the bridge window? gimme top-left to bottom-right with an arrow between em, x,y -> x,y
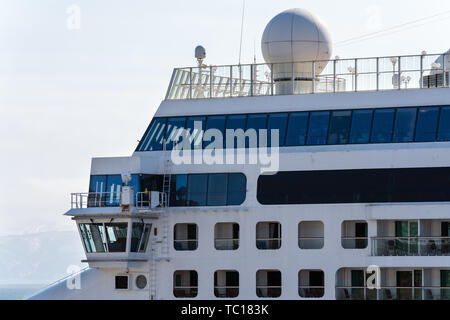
285,112 -> 309,146
393,108 -> 417,143
225,114 -> 247,148
349,109 -> 373,144
438,106 -> 450,141
415,107 -> 439,142
165,117 -> 186,151
307,111 -> 330,145
105,223 -> 128,252
204,115 -> 226,148
371,108 -> 395,143
328,110 -> 352,145
130,223 -> 152,253
267,113 -> 288,147
79,223 -> 107,253
186,116 -> 206,149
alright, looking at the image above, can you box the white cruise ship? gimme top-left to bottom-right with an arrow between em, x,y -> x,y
30,8 -> 450,300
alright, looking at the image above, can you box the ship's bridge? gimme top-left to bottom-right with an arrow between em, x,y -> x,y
166,52 -> 450,100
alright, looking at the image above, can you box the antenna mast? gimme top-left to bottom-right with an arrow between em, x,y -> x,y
238,0 -> 246,65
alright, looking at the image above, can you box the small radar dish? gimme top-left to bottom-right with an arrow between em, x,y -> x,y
195,45 -> 206,66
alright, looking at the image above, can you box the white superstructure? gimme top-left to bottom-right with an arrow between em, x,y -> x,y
30,9 -> 450,300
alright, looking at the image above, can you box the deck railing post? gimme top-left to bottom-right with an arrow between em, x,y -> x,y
210,66 -> 213,98
354,59 -> 358,92
271,63 -> 274,95
420,54 -> 424,89
230,66 -> 233,97
189,67 -> 193,99
250,64 -> 254,96
398,56 -> 401,90
376,57 -> 380,91
333,59 -> 337,93
312,61 -> 316,93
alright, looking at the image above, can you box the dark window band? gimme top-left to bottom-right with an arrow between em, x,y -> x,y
136,105 -> 450,152
257,167 -> 450,205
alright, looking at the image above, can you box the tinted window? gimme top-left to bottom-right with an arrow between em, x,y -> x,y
165,117 -> 186,150
349,109 -> 373,144
415,107 -> 439,142
267,113 -> 288,147
257,167 -> 450,205
105,223 -> 128,252
186,116 -> 206,149
285,112 -> 309,146
139,118 -> 167,151
207,174 -> 228,206
392,108 -> 417,142
187,174 -> 208,206
204,115 -> 226,149
227,173 -> 246,205
307,111 -> 330,145
89,175 -> 106,193
328,110 -> 352,145
246,114 -> 267,148
225,114 -> 247,149
371,109 -> 395,143
438,106 -> 450,141
171,174 -> 188,206
105,175 -> 122,206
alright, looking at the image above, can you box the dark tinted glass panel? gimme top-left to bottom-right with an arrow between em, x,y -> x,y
171,174 -> 188,206
257,167 -> 450,205
207,174 -> 228,206
307,111 -> 330,145
285,112 -> 309,146
139,118 -> 167,151
392,108 -> 417,142
105,223 -> 128,252
187,174 -> 208,206
267,113 -> 288,147
246,114 -> 267,148
328,110 -> 352,145
438,106 -> 450,141
371,109 -> 395,143
415,107 -> 439,142
204,115 -> 226,149
349,109 -> 373,144
225,114 -> 247,149
165,117 -> 186,150
227,173 -> 246,205
130,223 -> 144,252
186,116 -> 206,149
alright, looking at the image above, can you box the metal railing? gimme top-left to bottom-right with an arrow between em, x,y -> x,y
173,286 -> 198,298
214,238 -> 239,250
256,286 -> 282,298
341,237 -> 369,249
336,286 -> 450,300
371,236 -> 450,256
298,286 -> 325,298
298,236 -> 324,249
71,192 -> 122,209
256,238 -> 282,250
166,53 -> 449,100
135,191 -> 166,210
174,239 -> 198,251
214,286 -> 239,298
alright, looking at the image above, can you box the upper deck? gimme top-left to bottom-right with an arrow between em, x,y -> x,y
166,53 -> 449,101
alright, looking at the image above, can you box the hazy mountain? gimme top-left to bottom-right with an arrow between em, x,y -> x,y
0,231 -> 86,285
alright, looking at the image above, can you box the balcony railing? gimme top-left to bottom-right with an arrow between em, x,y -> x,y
298,286 -> 325,298
341,237 -> 369,249
298,237 -> 324,249
371,237 -> 450,256
174,239 -> 198,251
336,286 -> 450,300
256,286 -> 282,298
173,286 -> 198,298
166,53 -> 449,100
214,238 -> 239,250
256,238 -> 282,250
214,286 -> 239,298
71,192 -> 122,209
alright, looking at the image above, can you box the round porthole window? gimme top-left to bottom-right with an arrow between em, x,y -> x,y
136,275 -> 147,289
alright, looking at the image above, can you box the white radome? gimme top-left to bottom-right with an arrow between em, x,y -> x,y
261,8 -> 332,75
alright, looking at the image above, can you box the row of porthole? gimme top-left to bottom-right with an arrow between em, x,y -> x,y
173,221 -> 368,251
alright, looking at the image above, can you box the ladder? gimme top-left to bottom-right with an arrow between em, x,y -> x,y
159,156 -> 171,259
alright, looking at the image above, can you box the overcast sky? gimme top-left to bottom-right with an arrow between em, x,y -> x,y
1,0 -> 450,236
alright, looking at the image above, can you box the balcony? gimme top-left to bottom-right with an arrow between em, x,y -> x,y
336,287 -> 450,300
336,268 -> 450,300
166,53 -> 449,100
371,237 -> 450,256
